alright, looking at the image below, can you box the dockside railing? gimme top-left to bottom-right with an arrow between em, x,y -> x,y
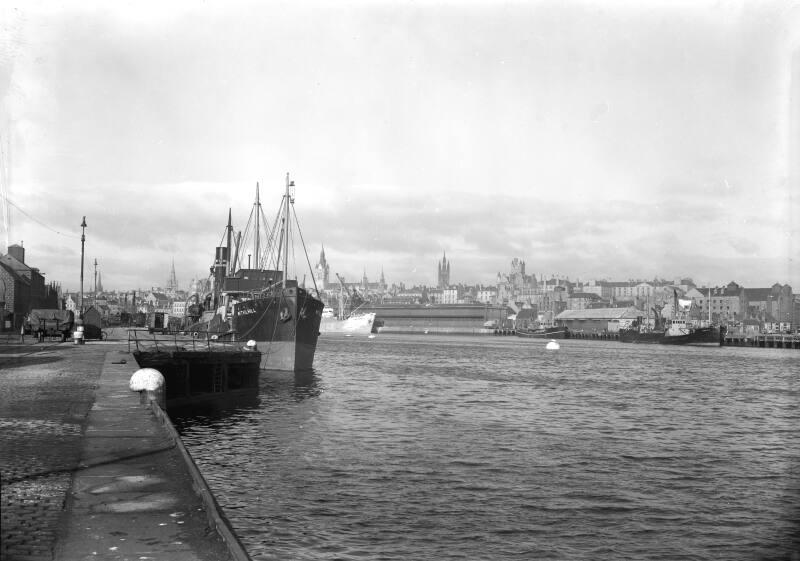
127,328 -> 244,354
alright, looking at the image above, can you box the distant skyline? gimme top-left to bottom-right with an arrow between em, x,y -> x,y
1,0 -> 798,291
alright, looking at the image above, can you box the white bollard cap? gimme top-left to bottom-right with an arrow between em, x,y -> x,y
129,368 -> 165,392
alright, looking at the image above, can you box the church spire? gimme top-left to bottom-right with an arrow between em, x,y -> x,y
167,258 -> 178,295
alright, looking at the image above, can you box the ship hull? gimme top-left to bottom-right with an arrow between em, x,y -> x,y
359,304 -> 508,335
619,330 -> 665,343
659,326 -> 721,346
516,327 -> 569,339
231,286 -> 324,371
620,326 -> 721,345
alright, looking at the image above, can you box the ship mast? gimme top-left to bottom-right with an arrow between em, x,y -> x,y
254,183 -> 260,270
283,173 -> 292,287
226,209 -> 232,275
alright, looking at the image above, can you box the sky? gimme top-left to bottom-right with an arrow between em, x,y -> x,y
1,0 -> 799,292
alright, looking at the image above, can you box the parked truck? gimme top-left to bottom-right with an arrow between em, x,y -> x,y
24,309 -> 75,342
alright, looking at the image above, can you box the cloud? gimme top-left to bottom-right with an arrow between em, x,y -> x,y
2,1 -> 799,291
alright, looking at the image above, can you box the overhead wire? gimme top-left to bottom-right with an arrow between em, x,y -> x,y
0,194 -> 81,239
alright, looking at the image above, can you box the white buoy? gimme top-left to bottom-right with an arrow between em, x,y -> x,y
545,339 -> 560,350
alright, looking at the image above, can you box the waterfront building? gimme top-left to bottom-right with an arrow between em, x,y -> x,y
794,295 -> 800,329
476,287 -> 497,305
581,280 -> 612,300
144,291 -> 170,312
172,300 -> 186,318
441,287 -> 461,304
529,285 -> 568,316
634,282 -> 654,301
691,282 -> 746,323
0,244 -> 59,330
744,284 -> 794,325
606,281 -> 634,301
567,292 -> 601,310
382,287 -> 425,305
651,284 -> 681,306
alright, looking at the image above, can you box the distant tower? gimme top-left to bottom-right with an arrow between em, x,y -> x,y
97,270 -> 104,293
380,267 -> 386,290
166,259 -> 178,296
314,246 -> 330,289
437,252 -> 450,288
362,267 -> 369,290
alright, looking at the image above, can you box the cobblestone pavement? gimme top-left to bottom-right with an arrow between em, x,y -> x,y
0,341 -> 113,561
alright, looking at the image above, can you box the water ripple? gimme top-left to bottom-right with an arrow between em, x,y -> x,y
173,336 -> 800,560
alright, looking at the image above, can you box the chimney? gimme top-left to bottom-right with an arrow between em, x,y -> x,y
7,244 -> 24,264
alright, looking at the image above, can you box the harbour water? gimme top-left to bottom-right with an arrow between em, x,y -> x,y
172,335 -> 800,560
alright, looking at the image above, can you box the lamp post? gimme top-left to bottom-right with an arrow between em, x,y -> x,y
79,216 -> 87,318
0,278 -> 5,331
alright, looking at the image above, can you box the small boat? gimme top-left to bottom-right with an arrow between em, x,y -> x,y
545,339 -> 560,350
516,325 -> 569,339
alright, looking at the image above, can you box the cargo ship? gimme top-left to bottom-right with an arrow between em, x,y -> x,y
356,303 -> 509,335
319,274 -> 377,336
620,291 -> 721,346
660,319 -> 722,345
320,307 -> 377,336
202,175 -> 324,371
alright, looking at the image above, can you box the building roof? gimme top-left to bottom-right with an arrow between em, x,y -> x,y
0,260 -> 30,285
569,292 -> 600,299
555,307 -> 640,320
0,254 -> 32,280
744,288 -> 773,302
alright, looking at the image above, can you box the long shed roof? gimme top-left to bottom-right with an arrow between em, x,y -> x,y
555,307 -> 640,320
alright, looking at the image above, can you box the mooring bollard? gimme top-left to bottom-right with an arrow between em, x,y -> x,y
129,368 -> 166,409
73,325 -> 85,345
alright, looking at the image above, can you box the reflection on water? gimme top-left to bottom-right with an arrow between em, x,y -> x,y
260,369 -> 322,402
176,335 -> 800,561
169,391 -> 261,426
171,370 -> 320,425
